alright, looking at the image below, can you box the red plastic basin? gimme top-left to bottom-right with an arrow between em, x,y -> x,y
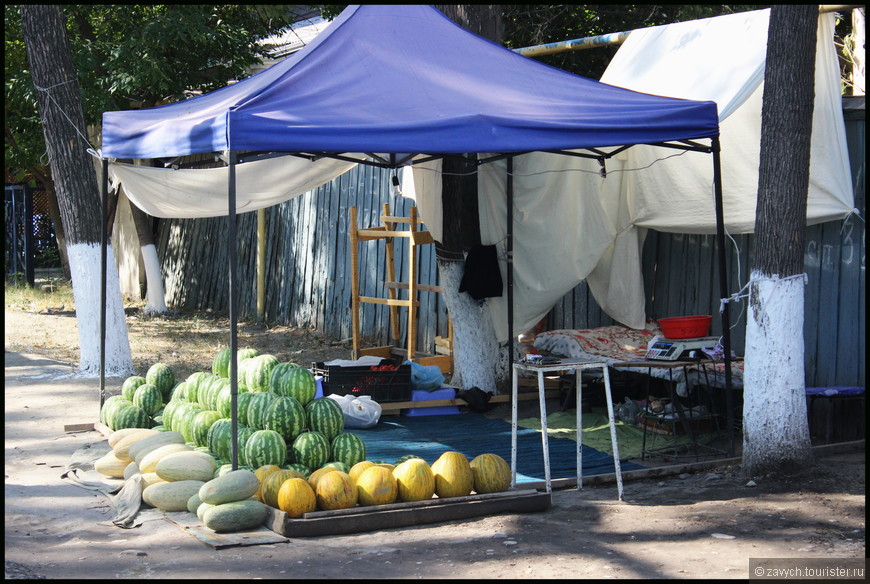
657,315 -> 712,339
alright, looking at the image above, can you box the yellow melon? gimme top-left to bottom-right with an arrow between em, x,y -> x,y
431,451 -> 473,498
314,471 -> 357,511
277,477 -> 317,518
356,466 -> 398,506
392,458 -> 434,502
348,460 -> 376,483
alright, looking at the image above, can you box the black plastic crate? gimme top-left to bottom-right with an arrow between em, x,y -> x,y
312,361 -> 412,402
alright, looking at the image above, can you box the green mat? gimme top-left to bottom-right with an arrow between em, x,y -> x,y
516,407 -> 719,461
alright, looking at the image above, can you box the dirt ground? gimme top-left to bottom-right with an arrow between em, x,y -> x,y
4,304 -> 866,579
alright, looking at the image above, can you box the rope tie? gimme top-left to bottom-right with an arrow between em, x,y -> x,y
719,272 -> 808,314
34,80 -> 98,157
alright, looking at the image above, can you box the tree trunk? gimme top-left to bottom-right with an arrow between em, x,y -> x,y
742,5 -> 817,476
851,7 -> 865,96
20,4 -> 133,377
129,199 -> 168,314
434,5 -> 509,394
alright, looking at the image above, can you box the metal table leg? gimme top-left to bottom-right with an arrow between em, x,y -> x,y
511,365 -> 518,489
601,365 -> 624,501
538,369 -> 552,493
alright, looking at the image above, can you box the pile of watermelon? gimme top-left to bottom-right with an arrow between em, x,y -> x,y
99,349 -> 514,531
107,348 -> 365,481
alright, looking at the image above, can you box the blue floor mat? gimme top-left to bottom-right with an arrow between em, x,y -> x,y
346,412 -> 641,484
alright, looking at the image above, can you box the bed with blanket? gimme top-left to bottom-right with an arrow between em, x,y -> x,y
532,323 -> 744,397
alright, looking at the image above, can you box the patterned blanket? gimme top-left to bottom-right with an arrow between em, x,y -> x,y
533,324 -> 744,396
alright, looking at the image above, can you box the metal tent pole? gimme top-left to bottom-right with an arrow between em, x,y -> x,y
100,158 -> 108,407
228,151 -> 239,470
506,156 -> 514,367
711,137 -> 736,457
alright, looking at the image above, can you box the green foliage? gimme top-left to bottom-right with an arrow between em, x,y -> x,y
6,4 -> 299,182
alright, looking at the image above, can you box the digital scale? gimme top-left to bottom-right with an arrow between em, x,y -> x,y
645,336 -> 719,361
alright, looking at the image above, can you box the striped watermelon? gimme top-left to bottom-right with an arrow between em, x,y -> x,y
215,380 -> 235,418
270,365 -> 316,405
236,348 -> 260,390
330,432 -> 367,468
291,431 -> 330,471
245,429 -> 288,468
169,401 -> 196,433
191,410 -> 222,448
199,375 -> 225,411
236,392 -> 257,427
212,347 -> 231,378
235,425 -> 256,466
121,376 -> 147,401
185,371 -> 210,404
161,399 -> 188,431
305,397 -> 344,441
113,403 -> 152,430
206,418 -> 234,461
245,354 -> 280,393
132,383 -> 163,415
245,392 -> 279,429
263,396 -> 307,442
207,419 -> 255,465
170,381 -> 189,402
146,363 -> 176,401
100,395 -> 132,429
284,462 -> 311,478
178,403 -> 205,442
322,461 -> 351,473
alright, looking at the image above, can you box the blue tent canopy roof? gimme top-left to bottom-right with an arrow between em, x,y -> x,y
101,5 -> 719,160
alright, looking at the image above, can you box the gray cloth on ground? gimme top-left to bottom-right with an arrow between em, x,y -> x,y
60,440 -> 146,529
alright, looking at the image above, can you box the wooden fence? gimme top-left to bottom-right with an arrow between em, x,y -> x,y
157,102 -> 864,388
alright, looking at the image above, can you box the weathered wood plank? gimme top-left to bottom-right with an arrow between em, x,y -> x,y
264,490 -> 551,538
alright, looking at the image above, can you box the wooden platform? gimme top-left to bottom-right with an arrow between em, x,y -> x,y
380,383 -> 562,415
264,489 -> 550,537
164,511 -> 289,549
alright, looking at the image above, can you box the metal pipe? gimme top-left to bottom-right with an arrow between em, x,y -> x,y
100,158 -> 108,405
513,6 -> 857,58
711,137 -> 736,458
513,31 -> 630,57
506,156 -> 514,366
228,151 -> 239,470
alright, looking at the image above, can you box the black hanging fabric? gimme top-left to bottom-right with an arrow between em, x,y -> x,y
458,244 -> 503,301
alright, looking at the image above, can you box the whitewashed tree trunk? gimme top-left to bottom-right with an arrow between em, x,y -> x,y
141,243 -> 168,315
129,167 -> 169,315
741,5 -> 816,476
21,5 -> 134,379
437,258 -> 509,393
67,243 -> 134,376
742,273 -> 811,471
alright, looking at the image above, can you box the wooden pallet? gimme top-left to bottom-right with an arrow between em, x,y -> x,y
264,489 -> 550,537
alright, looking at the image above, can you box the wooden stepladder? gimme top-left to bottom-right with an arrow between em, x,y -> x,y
349,203 -> 453,374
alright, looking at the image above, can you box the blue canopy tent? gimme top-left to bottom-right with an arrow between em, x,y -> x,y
98,5 -> 734,464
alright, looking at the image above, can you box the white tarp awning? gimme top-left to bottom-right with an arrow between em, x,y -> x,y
475,9 -> 855,339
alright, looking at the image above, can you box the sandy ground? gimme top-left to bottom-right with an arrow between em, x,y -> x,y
4,307 -> 867,579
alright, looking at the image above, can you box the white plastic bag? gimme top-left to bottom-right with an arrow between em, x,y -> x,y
327,394 -> 382,429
